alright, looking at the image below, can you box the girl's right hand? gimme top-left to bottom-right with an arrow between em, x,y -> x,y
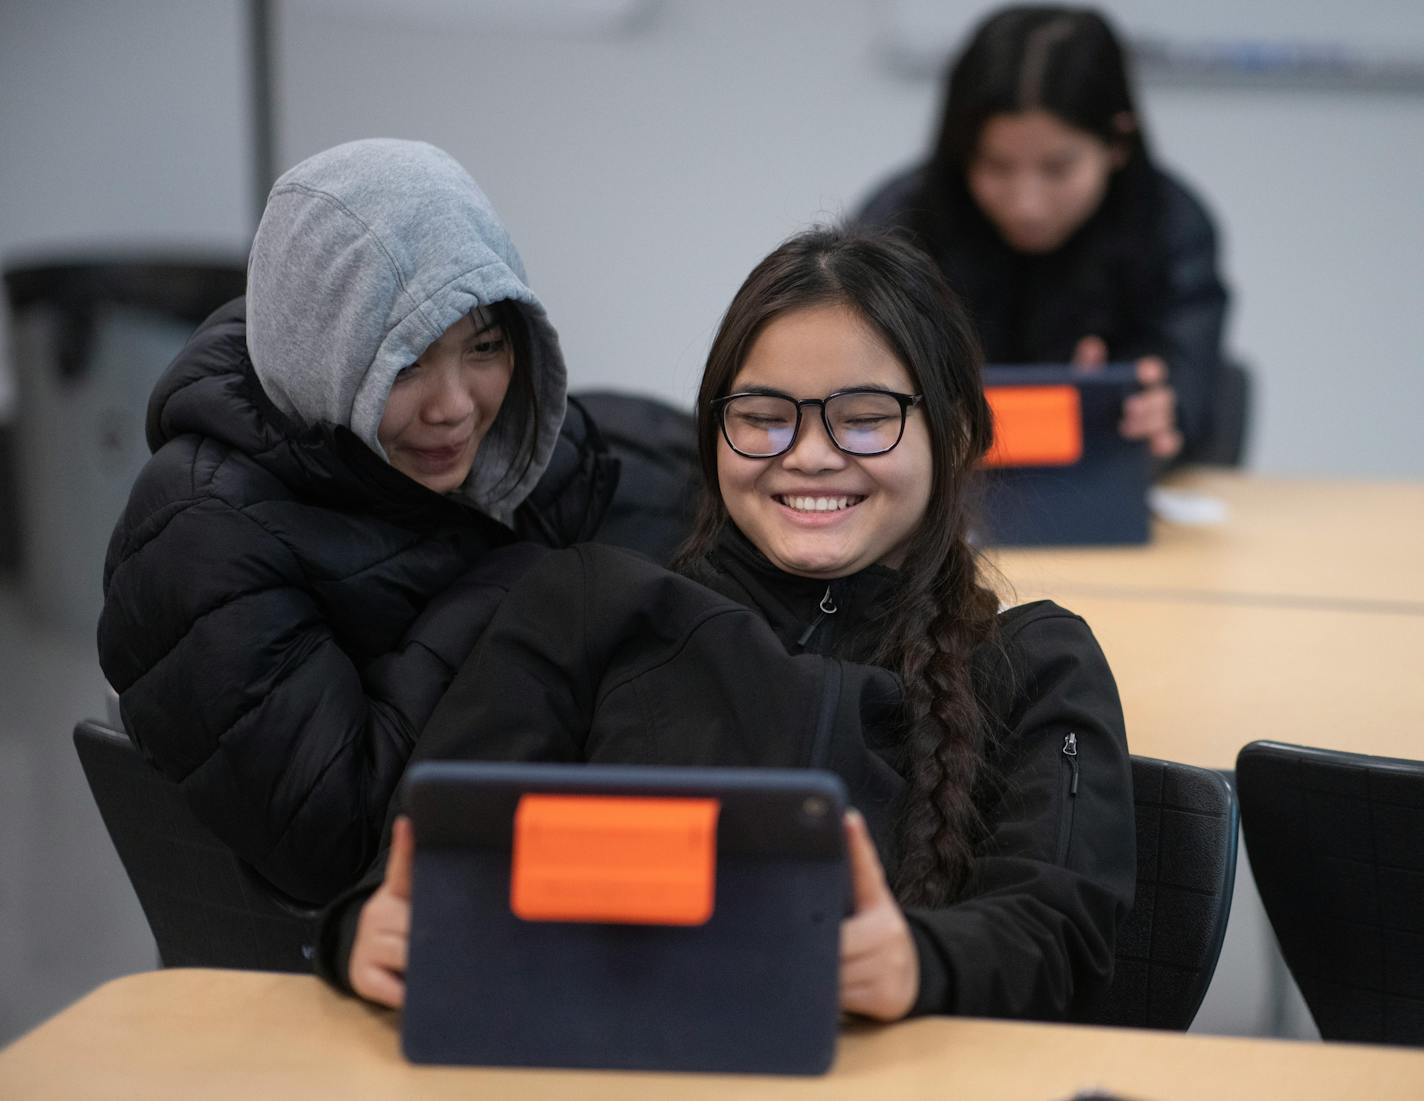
349,815 -> 415,1008
1073,336 -> 1183,459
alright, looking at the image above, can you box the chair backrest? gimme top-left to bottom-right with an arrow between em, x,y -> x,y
1237,740 -> 1424,1046
1193,360 -> 1252,467
73,717 -> 317,971
1083,755 -> 1239,1030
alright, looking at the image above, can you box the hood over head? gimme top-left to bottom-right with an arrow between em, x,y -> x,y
246,138 -> 565,518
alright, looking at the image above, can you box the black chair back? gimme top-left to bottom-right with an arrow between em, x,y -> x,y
1193,360 -> 1252,467
73,718 -> 317,971
1084,755 -> 1238,1029
1237,740 -> 1424,1046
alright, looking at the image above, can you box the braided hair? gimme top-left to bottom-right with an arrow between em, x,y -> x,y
674,227 -> 1001,906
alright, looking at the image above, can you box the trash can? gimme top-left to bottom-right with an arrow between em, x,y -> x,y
3,259 -> 245,632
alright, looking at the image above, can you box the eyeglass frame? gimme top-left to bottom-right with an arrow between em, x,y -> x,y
710,387 -> 925,459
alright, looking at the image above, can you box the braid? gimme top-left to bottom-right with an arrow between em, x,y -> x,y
672,224 -> 1002,908
879,530 -> 1000,907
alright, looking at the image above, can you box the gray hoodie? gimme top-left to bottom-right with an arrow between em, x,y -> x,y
246,138 -> 566,519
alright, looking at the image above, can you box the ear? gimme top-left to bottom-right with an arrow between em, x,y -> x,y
1109,111 -> 1137,169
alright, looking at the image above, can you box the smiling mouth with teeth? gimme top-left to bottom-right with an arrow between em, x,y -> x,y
775,495 -> 865,513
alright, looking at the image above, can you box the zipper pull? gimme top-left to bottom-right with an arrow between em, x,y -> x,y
797,586 -> 839,647
1062,732 -> 1080,795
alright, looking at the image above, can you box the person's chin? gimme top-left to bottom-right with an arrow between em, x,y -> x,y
768,538 -> 856,580
1007,232 -> 1064,254
402,459 -> 474,495
991,220 -> 1067,253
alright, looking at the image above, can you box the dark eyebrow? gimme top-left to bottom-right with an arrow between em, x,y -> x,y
728,384 -> 901,399
468,321 -> 503,340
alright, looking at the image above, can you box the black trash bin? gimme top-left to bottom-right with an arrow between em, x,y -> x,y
2,259 -> 245,631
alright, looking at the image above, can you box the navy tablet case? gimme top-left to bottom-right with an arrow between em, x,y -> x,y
401,762 -> 848,1075
980,363 -> 1151,546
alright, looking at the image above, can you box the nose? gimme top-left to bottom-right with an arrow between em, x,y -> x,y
780,408 -> 847,474
1005,177 -> 1048,224
420,362 -> 475,425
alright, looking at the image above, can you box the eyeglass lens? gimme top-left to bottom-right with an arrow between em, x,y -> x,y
722,392 -> 906,457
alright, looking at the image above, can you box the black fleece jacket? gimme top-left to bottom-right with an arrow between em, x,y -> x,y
318,532 -> 1135,1021
97,300 -> 615,904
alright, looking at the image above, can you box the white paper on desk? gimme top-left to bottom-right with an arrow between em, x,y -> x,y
1148,487 -> 1229,526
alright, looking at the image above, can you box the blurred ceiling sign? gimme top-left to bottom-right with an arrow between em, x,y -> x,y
293,0 -> 656,36
879,0 -> 1424,93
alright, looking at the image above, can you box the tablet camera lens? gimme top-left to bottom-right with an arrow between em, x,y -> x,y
801,796 -> 829,819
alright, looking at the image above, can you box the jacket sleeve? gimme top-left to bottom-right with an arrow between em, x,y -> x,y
1151,173 -> 1230,459
314,853 -> 386,995
406,542 -> 830,771
98,484 -> 538,905
901,609 -> 1136,1020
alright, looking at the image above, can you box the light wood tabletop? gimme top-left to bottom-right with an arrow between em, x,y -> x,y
989,470 -> 1424,613
4,970 -> 1423,1100
1042,590 -> 1424,770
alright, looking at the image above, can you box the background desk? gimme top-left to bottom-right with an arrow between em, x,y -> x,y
1061,592 -> 1424,770
4,971 -> 1424,1100
987,471 -> 1424,771
990,471 -> 1424,613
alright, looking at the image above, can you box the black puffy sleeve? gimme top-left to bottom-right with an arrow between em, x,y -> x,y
1150,169 -> 1230,460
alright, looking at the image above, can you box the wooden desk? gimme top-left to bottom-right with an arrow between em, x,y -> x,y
4,970 -> 1422,1099
990,471 -> 1424,613
1050,592 -> 1424,770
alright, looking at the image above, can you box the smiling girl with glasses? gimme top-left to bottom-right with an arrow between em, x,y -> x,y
330,227 -> 1135,1028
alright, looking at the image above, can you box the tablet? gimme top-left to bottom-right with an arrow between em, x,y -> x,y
400,761 -> 848,1075
980,363 -> 1151,546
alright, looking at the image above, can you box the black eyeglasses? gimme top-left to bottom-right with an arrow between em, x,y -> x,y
712,388 -> 924,459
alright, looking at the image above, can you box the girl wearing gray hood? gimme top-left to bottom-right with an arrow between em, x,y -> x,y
98,139 -> 614,905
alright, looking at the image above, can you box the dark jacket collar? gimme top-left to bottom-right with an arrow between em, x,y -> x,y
701,524 -> 902,660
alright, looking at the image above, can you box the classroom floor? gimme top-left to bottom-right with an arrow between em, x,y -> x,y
0,574 -> 1319,1048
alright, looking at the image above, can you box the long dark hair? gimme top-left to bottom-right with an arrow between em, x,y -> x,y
675,227 -> 1001,906
919,5 -> 1148,245
905,6 -> 1165,363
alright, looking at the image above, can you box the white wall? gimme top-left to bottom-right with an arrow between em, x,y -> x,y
274,0 -> 937,414
2,0 -> 1421,475
270,0 -> 1424,477
0,0 -> 253,416
1148,87 -> 1424,476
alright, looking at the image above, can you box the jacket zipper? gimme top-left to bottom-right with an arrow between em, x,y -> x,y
1056,731 -> 1080,864
796,585 -> 839,649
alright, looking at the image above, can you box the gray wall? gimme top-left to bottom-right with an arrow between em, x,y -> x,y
0,0 -> 252,416
2,0 -> 1422,477
275,0 -> 1424,478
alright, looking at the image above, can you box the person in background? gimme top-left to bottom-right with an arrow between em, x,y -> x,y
858,5 -> 1230,463
328,227 -> 1135,1023
97,139 -> 613,905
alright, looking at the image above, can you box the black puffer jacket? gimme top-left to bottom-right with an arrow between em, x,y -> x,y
319,533 -> 1135,1020
97,300 -> 614,904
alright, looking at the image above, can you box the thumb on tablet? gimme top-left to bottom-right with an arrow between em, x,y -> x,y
386,815 -> 415,900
